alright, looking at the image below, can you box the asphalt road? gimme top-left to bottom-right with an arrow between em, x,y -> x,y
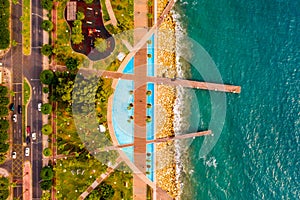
25,0 -> 44,198
0,0 -> 44,198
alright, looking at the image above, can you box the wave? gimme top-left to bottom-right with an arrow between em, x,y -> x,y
172,7 -> 195,200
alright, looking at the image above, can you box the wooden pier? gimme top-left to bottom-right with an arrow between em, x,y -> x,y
82,69 -> 241,94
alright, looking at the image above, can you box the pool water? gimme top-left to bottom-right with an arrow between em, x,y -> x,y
112,34 -> 156,181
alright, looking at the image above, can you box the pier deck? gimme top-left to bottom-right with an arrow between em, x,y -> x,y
82,69 -> 241,93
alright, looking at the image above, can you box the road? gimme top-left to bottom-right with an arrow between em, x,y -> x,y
0,0 -> 44,199
24,0 -> 44,199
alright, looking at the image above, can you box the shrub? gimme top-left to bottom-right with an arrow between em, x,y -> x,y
76,11 -> 85,20
43,87 -> 49,94
66,57 -> 79,71
0,143 -> 9,153
0,97 -> 9,105
42,124 -> 52,135
0,86 -> 8,96
43,148 -> 52,156
41,103 -> 52,114
0,107 -> 8,117
0,120 -> 9,130
41,44 -> 53,56
41,20 -> 53,32
41,0 -> 53,11
83,0 -> 93,4
40,166 -> 54,180
95,38 -> 108,53
40,70 -> 54,85
40,180 -> 53,190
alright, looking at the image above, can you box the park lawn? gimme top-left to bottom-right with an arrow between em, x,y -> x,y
103,162 -> 133,200
55,157 -> 108,199
100,0 -> 110,22
22,0 -> 31,55
23,79 -> 30,105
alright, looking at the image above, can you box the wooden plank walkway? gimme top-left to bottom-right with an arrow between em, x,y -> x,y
115,130 -> 212,148
81,69 -> 241,93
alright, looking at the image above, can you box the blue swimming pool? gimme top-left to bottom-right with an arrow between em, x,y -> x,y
112,35 -> 156,181
123,57 -> 134,74
147,34 -> 155,77
112,79 -> 134,160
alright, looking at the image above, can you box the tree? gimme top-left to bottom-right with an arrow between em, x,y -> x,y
41,0 -> 53,11
0,143 -> 9,153
98,183 -> 114,200
0,154 -> 6,164
41,20 -> 53,32
43,87 -> 49,93
41,191 -> 51,200
43,148 -> 52,156
40,166 -> 54,180
66,57 -> 79,71
40,70 -> 54,85
0,107 -> 8,117
94,38 -> 108,53
0,97 -> 9,105
41,44 -> 53,56
0,86 -> 8,96
0,130 -> 8,142
41,103 -> 52,114
83,0 -> 93,4
42,124 -> 52,135
0,177 -> 9,199
0,120 -> 9,130
40,180 -> 52,190
76,11 -> 85,20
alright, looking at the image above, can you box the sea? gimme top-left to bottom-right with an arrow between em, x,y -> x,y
172,0 -> 300,199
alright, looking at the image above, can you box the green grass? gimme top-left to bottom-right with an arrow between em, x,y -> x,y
22,0 -> 31,55
102,163 -> 133,200
100,0 -> 110,22
55,157 -> 107,199
23,79 -> 30,105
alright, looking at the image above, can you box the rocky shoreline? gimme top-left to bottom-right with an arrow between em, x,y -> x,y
155,0 -> 180,198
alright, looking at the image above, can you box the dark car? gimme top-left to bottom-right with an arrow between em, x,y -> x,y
26,136 -> 30,145
9,103 -> 14,111
18,105 -> 22,114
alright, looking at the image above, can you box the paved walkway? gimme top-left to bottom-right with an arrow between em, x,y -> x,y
0,168 -> 9,177
23,161 -> 32,200
105,0 -> 117,26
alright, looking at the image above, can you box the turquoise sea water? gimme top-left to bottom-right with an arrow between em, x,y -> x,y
174,0 -> 300,199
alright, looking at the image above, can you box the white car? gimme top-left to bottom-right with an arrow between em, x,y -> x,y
12,114 -> 17,122
32,132 -> 36,140
25,147 -> 30,157
38,103 -> 42,111
12,152 -> 16,159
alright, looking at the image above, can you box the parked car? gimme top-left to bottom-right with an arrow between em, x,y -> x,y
38,103 -> 42,112
25,147 -> 30,157
26,136 -> 30,145
12,114 -> 17,122
18,105 -> 22,114
9,103 -> 14,111
12,152 -> 16,159
26,126 -> 31,135
32,132 -> 36,140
